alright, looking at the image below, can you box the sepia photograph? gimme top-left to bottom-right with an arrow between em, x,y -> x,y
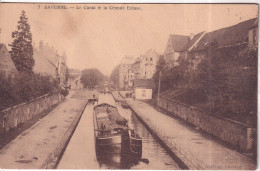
0,2 -> 258,170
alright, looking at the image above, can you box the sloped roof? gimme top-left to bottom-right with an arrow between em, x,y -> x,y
33,48 -> 57,76
181,32 -> 205,51
0,43 -> 18,74
120,56 -> 135,65
250,19 -> 258,29
191,18 -> 257,52
144,49 -> 157,56
169,34 -> 190,52
134,79 -> 154,89
69,68 -> 81,77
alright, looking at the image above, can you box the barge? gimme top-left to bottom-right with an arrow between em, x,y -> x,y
93,103 -> 142,159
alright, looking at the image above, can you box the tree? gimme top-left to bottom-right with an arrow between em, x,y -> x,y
152,56 -> 168,95
9,10 -> 34,74
197,44 -> 257,125
110,65 -> 119,85
80,68 -> 104,89
65,66 -> 70,83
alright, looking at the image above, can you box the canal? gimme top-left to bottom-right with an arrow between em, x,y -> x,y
57,93 -> 180,169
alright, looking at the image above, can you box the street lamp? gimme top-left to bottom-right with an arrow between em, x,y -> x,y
157,71 -> 162,107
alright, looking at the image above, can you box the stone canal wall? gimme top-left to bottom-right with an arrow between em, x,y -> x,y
0,92 -> 61,134
41,100 -> 89,169
157,95 -> 255,152
111,91 -> 125,102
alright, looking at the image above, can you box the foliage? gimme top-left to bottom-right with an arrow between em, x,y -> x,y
0,72 -> 59,111
65,66 -> 70,83
153,56 -> 189,95
197,45 -> 257,123
153,44 -> 257,125
9,10 -> 34,74
80,68 -> 104,89
152,56 -> 167,95
110,65 -> 120,85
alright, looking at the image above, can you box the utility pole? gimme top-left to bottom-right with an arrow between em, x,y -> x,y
157,71 -> 162,107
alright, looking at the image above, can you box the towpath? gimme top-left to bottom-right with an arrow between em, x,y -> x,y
126,99 -> 256,170
0,91 -> 89,169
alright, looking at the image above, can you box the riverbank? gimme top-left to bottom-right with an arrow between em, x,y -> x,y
126,99 -> 256,170
0,91 -> 88,169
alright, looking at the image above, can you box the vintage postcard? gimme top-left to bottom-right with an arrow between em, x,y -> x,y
0,3 -> 258,170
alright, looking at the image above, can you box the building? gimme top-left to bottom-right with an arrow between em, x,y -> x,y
57,52 -> 67,85
131,57 -> 142,79
248,19 -> 258,47
130,49 -> 159,79
139,49 -> 159,79
164,34 -> 190,68
33,41 -> 67,85
121,49 -> 159,90
133,78 -> 154,100
0,43 -> 18,77
118,56 -> 135,89
188,18 -> 257,70
67,68 -> 83,90
178,31 -> 206,62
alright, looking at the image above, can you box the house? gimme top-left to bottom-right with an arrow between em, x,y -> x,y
57,52 -> 67,85
131,57 -> 142,79
133,78 -> 154,100
130,49 -> 159,79
178,31 -> 206,62
33,41 -> 68,85
0,43 -> 18,77
188,18 -> 257,70
140,49 -> 159,79
67,68 -> 83,90
164,34 -> 190,68
118,56 -> 135,89
121,49 -> 159,91
248,19 -> 258,47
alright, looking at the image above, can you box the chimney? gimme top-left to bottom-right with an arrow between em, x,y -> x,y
190,33 -> 194,40
39,40 -> 43,50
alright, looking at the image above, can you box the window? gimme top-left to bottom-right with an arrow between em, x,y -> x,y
150,58 -> 153,61
253,29 -> 257,45
142,90 -> 146,97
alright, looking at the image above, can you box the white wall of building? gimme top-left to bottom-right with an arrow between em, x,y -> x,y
135,88 -> 153,100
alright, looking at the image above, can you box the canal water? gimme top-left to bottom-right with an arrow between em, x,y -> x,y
58,93 -> 180,169
96,94 -> 180,169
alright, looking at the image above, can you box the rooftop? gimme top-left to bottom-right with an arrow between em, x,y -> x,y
120,56 -> 135,65
169,34 -> 190,52
191,18 -> 257,51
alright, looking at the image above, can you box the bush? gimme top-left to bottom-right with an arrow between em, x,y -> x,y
0,72 -> 59,111
154,45 -> 257,125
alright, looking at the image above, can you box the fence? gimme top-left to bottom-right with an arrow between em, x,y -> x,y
157,95 -> 256,153
0,92 -> 61,134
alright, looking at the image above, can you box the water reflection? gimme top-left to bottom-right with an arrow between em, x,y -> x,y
96,149 -> 140,169
95,104 -> 180,170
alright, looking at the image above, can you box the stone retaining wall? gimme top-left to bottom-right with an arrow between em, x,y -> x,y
0,92 -> 61,134
41,100 -> 88,169
111,91 -> 125,102
157,96 -> 256,152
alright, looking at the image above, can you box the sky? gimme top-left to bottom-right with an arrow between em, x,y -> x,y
0,3 -> 258,75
